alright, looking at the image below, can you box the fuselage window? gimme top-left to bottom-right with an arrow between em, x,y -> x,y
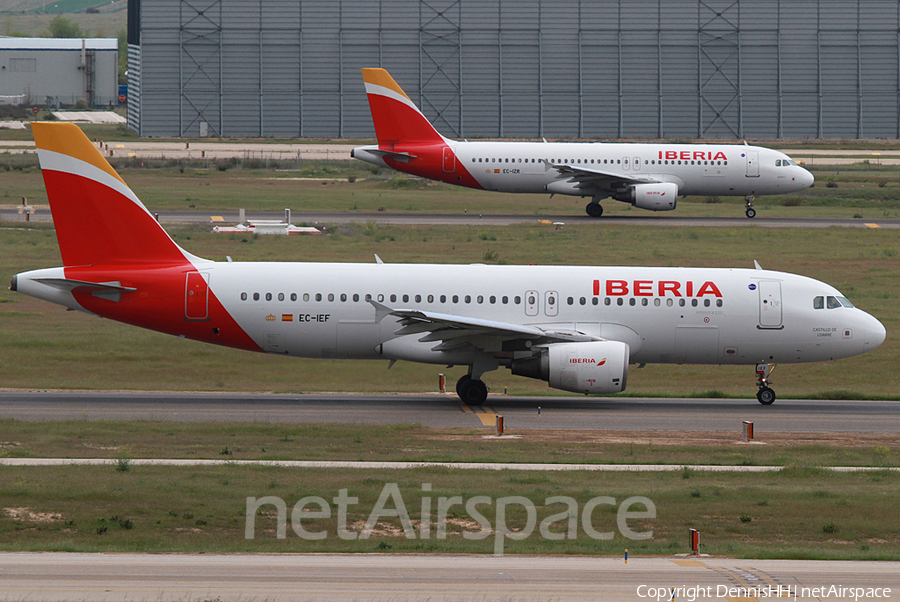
567,297 -> 574,305
291,293 -> 297,302
605,298 -> 611,306
415,294 -> 421,303
667,298 -> 673,307
629,298 -> 636,306
365,293 -> 372,301
716,299 -> 723,307
528,295 -> 536,305
441,295 -> 447,303
592,298 -> 599,306
340,293 -> 347,302
476,295 -> 483,304
427,295 -> 433,303
617,298 -> 624,306
377,294 -> 384,302
514,296 -> 521,305
464,295 -> 471,303
303,293 -> 310,302
353,293 -> 360,302
390,294 -> 397,302
703,298 -> 710,307
641,298 -> 648,306
253,292 -> 259,301
490,295 -> 496,304
241,292 -> 247,301
502,296 -> 509,304
326,293 -> 333,302
266,292 -> 272,301
402,294 -> 409,303
277,293 -> 284,301
315,293 -> 322,302
679,299 -> 686,307
654,298 -> 660,307
579,297 -> 586,305
691,299 -> 698,307
452,295 -> 459,303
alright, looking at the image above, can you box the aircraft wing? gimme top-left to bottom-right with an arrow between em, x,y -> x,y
370,300 -> 598,353
550,163 -> 660,190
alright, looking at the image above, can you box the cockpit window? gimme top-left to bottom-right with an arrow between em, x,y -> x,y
826,295 -> 841,309
836,296 -> 854,308
813,296 -> 824,309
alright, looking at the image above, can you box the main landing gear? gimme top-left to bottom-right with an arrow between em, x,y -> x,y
585,201 -> 604,218
745,195 -> 757,218
755,363 -> 777,405
456,374 -> 489,405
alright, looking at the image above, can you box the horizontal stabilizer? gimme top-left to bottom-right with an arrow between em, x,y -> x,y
35,278 -> 136,302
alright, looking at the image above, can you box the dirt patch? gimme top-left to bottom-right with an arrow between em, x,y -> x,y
424,429 -> 900,449
3,507 -> 62,523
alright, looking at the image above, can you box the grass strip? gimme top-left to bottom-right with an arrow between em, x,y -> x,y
0,464 -> 897,559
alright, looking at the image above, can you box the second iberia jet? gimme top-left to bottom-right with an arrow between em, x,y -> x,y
14,124 -> 882,406
352,68 -> 814,218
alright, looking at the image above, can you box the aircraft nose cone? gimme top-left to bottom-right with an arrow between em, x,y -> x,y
801,167 -> 814,189
864,315 -> 886,350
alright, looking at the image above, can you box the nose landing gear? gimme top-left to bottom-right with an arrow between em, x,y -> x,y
745,195 -> 757,218
755,363 -> 776,404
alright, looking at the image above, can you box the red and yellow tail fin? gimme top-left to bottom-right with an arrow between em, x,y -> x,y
361,68 -> 446,146
32,122 -> 190,267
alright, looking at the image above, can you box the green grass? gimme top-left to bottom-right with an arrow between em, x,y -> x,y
1,220 -> 898,398
0,464 -> 897,557
2,420 -> 899,467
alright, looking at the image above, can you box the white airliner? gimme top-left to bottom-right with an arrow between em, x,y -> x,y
13,123 -> 883,405
351,68 -> 815,218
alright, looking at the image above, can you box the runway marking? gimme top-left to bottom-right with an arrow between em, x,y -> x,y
538,219 -> 552,224
458,402 -> 474,414
474,405 -> 498,426
671,559 -> 708,567
210,216 -> 224,222
865,223 -> 881,228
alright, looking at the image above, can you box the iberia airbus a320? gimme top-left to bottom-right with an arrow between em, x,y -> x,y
13,123 -> 883,405
352,68 -> 814,219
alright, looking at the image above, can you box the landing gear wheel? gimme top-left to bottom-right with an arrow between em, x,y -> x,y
757,387 -> 776,405
458,378 -> 488,406
586,202 -> 604,218
744,195 -> 756,219
456,374 -> 471,397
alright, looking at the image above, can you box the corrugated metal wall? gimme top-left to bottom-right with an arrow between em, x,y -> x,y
129,0 -> 900,140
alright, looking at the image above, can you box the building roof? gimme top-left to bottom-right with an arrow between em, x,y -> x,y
0,37 -> 118,51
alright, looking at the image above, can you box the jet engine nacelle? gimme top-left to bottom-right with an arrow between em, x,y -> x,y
511,340 -> 629,395
614,182 -> 678,211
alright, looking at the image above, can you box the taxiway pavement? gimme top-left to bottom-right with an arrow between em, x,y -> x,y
0,553 -> 896,602
0,391 -> 897,433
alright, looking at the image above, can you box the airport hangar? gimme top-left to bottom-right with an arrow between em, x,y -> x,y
126,0 -> 900,141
